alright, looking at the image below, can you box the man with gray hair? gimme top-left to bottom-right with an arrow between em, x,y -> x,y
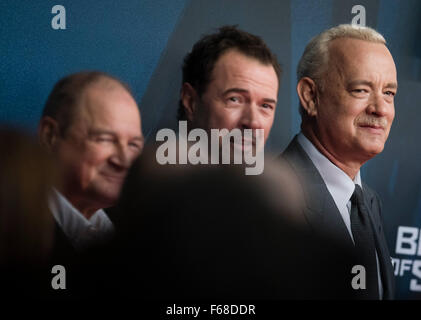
282,24 -> 397,299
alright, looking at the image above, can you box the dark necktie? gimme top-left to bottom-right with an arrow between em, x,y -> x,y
350,184 -> 379,299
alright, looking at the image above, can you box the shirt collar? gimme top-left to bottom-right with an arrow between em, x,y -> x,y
297,133 -> 362,209
48,188 -> 114,251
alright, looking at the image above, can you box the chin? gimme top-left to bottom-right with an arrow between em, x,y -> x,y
92,190 -> 119,209
99,198 -> 118,209
361,144 -> 385,159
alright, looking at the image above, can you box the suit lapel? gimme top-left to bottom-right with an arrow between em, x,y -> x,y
282,136 -> 354,249
282,136 -> 395,299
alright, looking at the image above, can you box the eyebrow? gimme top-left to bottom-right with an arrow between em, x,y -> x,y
385,83 -> 398,90
89,129 -> 116,137
348,80 -> 398,90
131,136 -> 145,143
223,88 -> 277,104
89,129 -> 144,141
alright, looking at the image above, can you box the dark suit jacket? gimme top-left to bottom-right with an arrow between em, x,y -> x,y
282,136 -> 396,300
108,153 -> 367,300
49,219 -> 114,299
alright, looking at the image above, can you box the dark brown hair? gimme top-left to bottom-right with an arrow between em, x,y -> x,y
178,25 -> 282,120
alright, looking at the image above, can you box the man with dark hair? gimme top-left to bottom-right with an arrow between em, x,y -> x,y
38,71 -> 144,252
178,25 -> 281,150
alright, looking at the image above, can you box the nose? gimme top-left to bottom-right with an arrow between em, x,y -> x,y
239,103 -> 262,130
367,92 -> 392,117
109,144 -> 131,171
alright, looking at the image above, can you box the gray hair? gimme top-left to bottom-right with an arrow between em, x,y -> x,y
297,24 -> 386,117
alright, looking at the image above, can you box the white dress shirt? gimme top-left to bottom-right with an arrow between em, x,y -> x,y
297,133 -> 383,299
48,189 -> 115,252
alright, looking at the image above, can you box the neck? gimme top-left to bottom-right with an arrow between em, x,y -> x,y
301,124 -> 363,180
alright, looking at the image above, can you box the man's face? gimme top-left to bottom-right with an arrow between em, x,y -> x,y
190,50 -> 279,151
56,84 -> 143,209
314,38 -> 397,163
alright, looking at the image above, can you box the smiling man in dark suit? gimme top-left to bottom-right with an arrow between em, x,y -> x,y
282,24 -> 397,299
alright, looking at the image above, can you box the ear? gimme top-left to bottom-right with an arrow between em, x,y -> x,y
181,82 -> 199,122
297,77 -> 319,117
38,116 -> 60,152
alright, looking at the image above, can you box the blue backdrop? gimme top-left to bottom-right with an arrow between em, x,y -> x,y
1,0 -> 420,299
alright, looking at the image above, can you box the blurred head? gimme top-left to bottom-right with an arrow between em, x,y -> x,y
39,71 -> 144,216
0,128 -> 55,265
297,24 -> 397,168
113,146 -> 359,299
179,26 -> 281,149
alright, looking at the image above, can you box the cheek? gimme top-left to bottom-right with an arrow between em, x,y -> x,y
262,116 -> 274,138
331,99 -> 361,125
209,108 -> 240,129
318,106 -> 356,141
388,107 -> 395,125
78,145 -> 112,174
382,109 -> 395,138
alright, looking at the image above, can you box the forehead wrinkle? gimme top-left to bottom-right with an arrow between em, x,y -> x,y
225,74 -> 277,104
72,87 -> 115,138
75,77 -> 126,114
210,51 -> 278,97
332,38 -> 396,77
326,41 -> 374,90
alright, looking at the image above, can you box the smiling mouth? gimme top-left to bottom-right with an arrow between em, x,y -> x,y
102,173 -> 126,182
359,125 -> 385,134
231,139 -> 255,151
